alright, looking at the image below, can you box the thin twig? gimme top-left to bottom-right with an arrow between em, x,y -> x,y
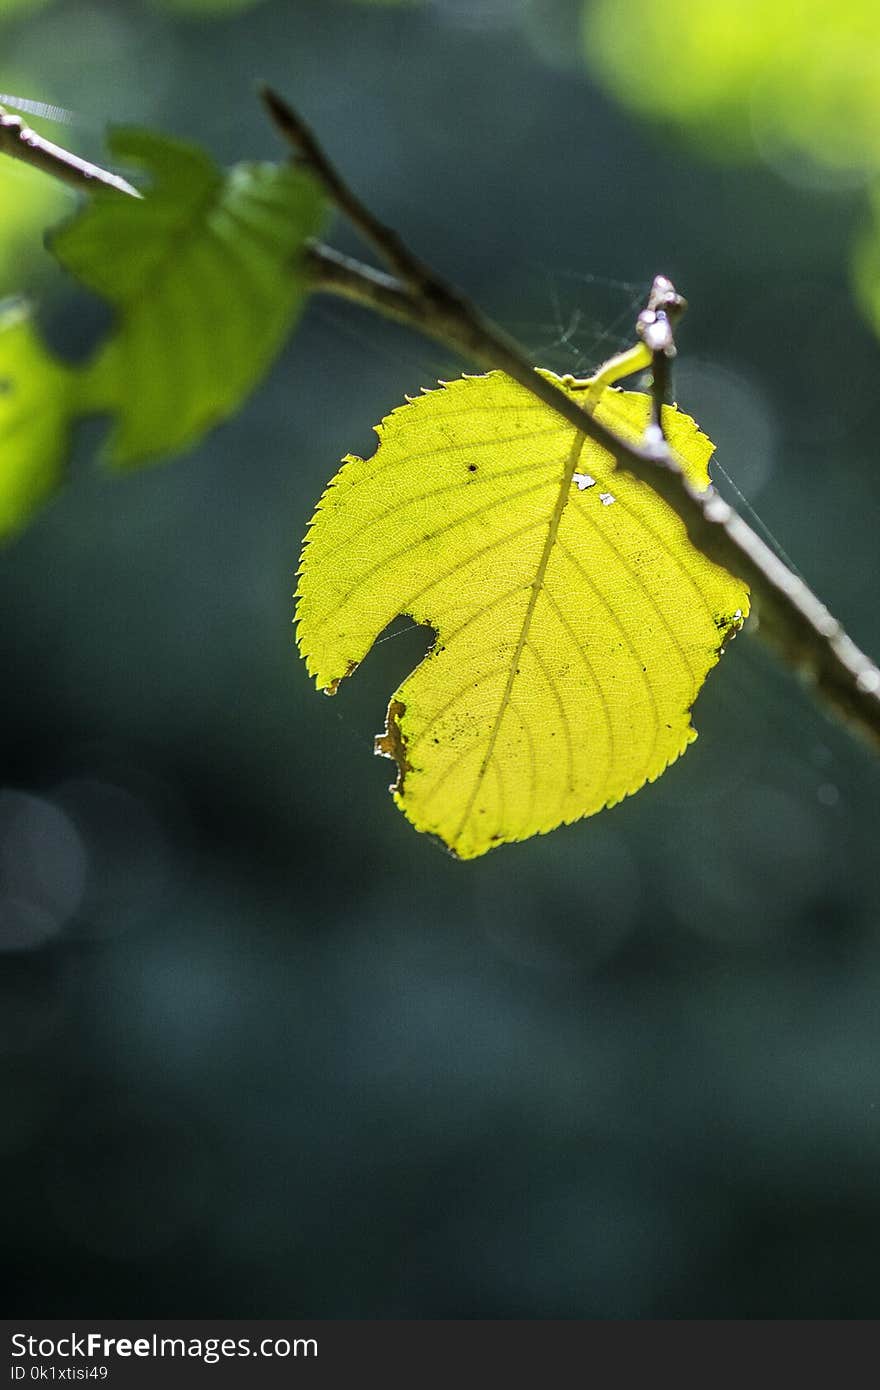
636,274 -> 686,438
0,104 -> 141,199
260,85 -> 434,296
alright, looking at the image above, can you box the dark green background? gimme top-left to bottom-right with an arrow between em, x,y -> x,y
2,0 -> 880,1317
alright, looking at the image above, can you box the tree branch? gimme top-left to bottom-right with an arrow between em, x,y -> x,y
0,103 -> 141,199
261,84 -> 442,300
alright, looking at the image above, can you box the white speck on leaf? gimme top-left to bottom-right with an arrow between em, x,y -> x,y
573,473 -> 596,491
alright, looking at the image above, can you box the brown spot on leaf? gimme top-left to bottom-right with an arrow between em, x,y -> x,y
323,659 -> 359,696
375,698 -> 412,794
712,606 -> 746,658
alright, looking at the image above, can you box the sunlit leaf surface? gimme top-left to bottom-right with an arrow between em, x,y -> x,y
297,371 -> 749,858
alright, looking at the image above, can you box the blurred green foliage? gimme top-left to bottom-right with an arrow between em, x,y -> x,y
0,128 -> 323,532
583,0 -> 880,346
853,190 -> 880,343
0,302 -> 75,534
0,0 -> 52,16
0,154 -> 67,295
151,0 -> 270,13
0,0 -> 411,18
53,129 -> 325,466
583,0 -> 880,177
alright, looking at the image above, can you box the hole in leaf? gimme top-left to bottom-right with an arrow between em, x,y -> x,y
329,615 -> 438,756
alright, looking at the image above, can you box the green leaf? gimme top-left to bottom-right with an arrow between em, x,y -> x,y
52,127 -> 325,466
0,300 -> 76,537
297,371 -> 749,859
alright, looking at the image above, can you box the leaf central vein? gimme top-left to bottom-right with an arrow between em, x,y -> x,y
452,430 -> 586,845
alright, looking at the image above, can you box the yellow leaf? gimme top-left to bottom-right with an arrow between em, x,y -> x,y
296,371 -> 749,859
